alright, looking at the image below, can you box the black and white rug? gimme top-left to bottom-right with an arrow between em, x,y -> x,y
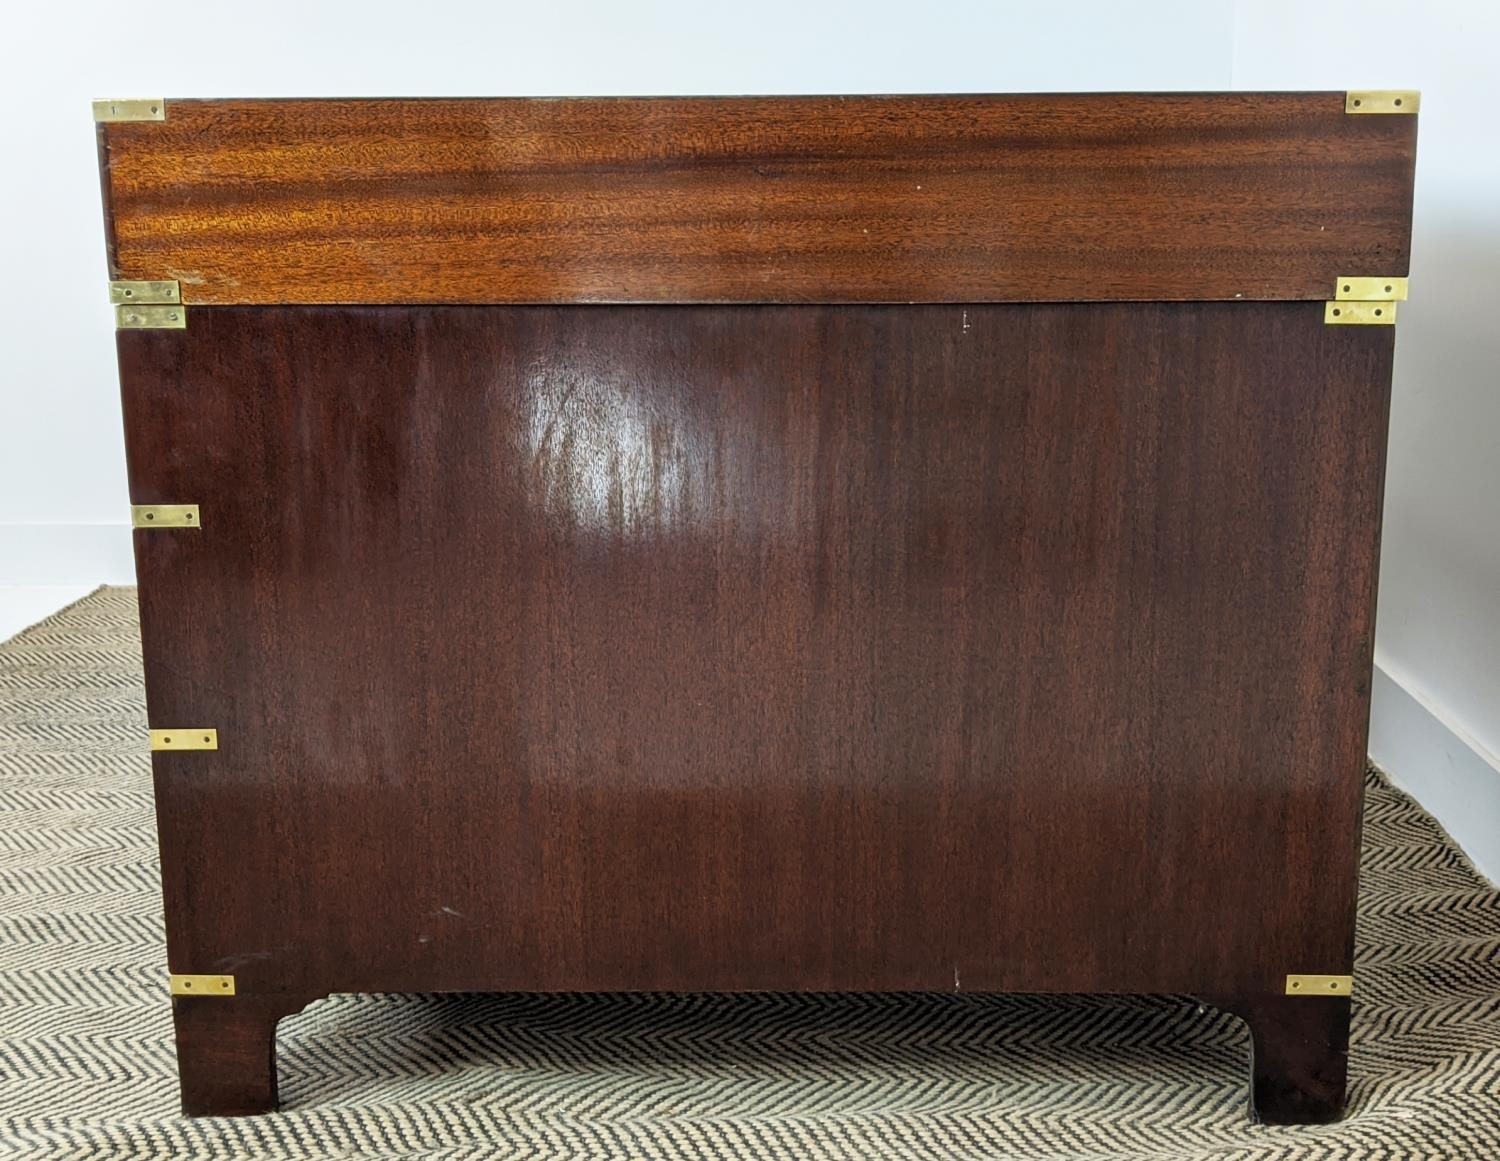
3,587 -> 1498,1159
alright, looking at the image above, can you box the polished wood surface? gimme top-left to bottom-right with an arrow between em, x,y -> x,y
102,93 -> 1412,1123
120,303 -> 1387,1011
97,95 -> 1417,305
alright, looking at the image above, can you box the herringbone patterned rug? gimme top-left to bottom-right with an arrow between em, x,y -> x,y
2,587 -> 1498,1159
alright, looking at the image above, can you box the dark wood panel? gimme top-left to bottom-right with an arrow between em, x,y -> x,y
119,302 -> 1389,1000
98,95 -> 1416,305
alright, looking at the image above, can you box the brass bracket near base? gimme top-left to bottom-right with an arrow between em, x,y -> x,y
1345,90 -> 1419,114
150,729 -> 219,752
93,98 -> 166,123
1285,973 -> 1353,996
131,504 -> 199,529
170,973 -> 236,997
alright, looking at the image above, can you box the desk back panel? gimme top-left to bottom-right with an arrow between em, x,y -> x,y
119,301 -> 1389,998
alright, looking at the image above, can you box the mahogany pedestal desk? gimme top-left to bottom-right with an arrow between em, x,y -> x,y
94,93 -> 1418,1123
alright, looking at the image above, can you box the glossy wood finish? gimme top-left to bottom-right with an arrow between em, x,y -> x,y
118,302 -> 1389,1116
100,93 -> 1413,1122
97,95 -> 1417,305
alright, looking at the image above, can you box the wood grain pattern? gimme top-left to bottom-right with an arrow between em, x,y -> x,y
97,95 -> 1417,305
120,302 -> 1388,1007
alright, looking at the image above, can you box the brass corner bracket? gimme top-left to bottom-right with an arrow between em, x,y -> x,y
94,99 -> 166,123
1335,277 -> 1408,302
1345,90 -> 1419,114
1326,301 -> 1396,325
1285,973 -> 1353,996
111,280 -> 185,330
150,729 -> 219,752
1326,275 -> 1408,326
131,504 -> 200,529
170,973 -> 236,997
111,280 -> 180,305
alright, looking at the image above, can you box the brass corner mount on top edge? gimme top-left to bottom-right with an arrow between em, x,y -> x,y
93,98 -> 165,123
1345,90 -> 1419,114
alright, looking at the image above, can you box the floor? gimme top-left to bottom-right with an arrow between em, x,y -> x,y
3,586 -> 1498,1160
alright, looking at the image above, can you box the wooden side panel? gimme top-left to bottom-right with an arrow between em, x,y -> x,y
119,302 -> 1390,998
98,95 -> 1417,305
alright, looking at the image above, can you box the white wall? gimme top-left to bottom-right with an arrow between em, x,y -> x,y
1232,0 -> 1500,878
1,0 -> 1234,585
2,1 -> 1494,872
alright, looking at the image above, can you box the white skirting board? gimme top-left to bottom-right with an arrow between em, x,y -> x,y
0,522 -> 135,586
0,522 -> 135,642
0,585 -> 100,644
1370,661 -> 1500,885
